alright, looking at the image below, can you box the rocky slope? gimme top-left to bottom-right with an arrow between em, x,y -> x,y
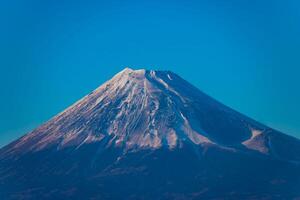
1,68 -> 300,199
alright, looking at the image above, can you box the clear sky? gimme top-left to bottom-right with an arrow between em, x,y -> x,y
1,0 -> 300,147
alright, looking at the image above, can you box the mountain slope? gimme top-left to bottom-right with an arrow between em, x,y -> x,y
1,68 -> 300,199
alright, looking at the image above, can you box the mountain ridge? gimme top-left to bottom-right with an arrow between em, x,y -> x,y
1,68 -> 300,199
0,68 -> 263,152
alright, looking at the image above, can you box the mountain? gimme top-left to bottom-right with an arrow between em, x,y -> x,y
1,68 -> 300,200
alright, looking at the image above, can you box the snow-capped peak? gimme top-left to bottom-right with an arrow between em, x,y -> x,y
4,68 -> 274,155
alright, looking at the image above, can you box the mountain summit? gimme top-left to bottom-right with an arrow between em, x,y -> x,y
1,68 -> 300,199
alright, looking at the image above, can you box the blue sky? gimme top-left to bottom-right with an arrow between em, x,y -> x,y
1,0 -> 300,147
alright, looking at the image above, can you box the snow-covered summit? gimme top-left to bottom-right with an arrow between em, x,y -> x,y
3,68 -> 299,159
1,68 -> 300,200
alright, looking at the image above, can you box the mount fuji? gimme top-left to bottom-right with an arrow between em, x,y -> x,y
1,68 -> 300,199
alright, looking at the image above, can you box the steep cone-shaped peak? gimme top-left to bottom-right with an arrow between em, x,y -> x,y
1,68 -> 300,200
2,68 -> 298,159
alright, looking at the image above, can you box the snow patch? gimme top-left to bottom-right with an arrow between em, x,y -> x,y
180,112 -> 212,144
